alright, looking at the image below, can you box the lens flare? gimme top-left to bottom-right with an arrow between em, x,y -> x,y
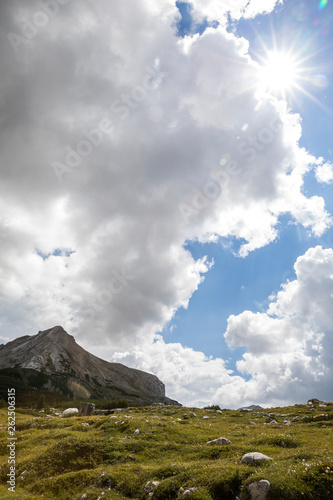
318,0 -> 328,9
257,51 -> 299,97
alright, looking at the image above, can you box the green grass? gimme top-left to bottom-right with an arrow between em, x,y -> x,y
0,403 -> 332,499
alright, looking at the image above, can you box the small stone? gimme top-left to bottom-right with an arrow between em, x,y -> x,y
241,479 -> 270,500
292,416 -> 299,422
19,470 -> 28,481
207,437 -> 231,445
241,452 -> 272,464
134,429 -> 140,435
307,398 -> 321,405
265,418 -> 278,424
182,488 -> 198,498
248,421 -> 256,425
144,481 -> 160,497
202,415 -> 209,419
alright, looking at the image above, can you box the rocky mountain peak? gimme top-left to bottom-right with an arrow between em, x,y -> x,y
0,326 -> 179,406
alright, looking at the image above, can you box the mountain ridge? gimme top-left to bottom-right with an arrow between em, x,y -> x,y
0,326 -> 179,405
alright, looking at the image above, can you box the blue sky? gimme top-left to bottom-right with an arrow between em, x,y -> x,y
163,0 -> 333,380
1,0 -> 333,408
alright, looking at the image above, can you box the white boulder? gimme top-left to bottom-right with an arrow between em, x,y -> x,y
61,408 -> 79,418
241,452 -> 272,464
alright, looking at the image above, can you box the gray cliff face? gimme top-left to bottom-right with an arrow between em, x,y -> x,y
0,326 -> 179,405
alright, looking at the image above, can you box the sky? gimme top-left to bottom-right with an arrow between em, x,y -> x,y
0,0 -> 333,409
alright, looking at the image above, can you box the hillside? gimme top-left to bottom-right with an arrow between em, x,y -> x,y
0,401 -> 332,499
0,326 -> 178,405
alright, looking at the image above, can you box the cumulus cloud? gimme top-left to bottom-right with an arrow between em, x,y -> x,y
183,0 -> 282,24
0,1 -> 331,406
95,248 -> 331,408
223,246 -> 333,406
315,158 -> 333,184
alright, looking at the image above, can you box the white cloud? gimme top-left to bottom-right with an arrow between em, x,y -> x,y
87,246 -> 333,408
223,246 -> 333,406
0,1 -> 332,407
315,158 -> 333,184
182,0 -> 282,24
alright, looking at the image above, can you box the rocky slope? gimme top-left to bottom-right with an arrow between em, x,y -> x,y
0,326 -> 179,405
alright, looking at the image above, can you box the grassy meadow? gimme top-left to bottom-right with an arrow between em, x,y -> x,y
0,401 -> 332,499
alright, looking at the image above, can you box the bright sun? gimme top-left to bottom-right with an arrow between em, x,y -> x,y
258,51 -> 299,96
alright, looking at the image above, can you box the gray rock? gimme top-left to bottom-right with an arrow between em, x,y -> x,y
207,437 -> 231,445
61,408 -> 79,418
241,452 -> 272,465
265,417 -> 277,424
292,416 -> 299,422
0,326 -> 180,406
302,415 -> 310,421
144,481 -> 160,497
240,479 -> 271,500
18,470 -> 28,481
182,488 -> 198,498
79,402 -> 95,416
283,418 -> 291,426
307,398 -> 321,405
248,421 -> 256,425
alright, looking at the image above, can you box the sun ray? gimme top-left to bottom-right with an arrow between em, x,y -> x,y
245,13 -> 331,115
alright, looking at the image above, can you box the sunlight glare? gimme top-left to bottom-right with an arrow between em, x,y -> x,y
258,51 -> 298,96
